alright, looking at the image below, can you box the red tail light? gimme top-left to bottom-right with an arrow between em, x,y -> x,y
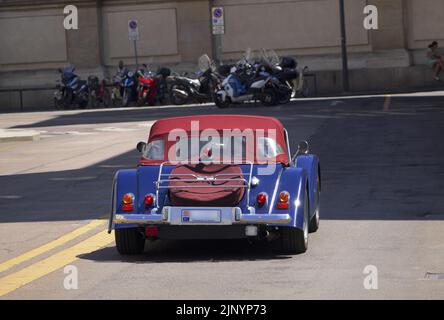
122,193 -> 134,211
276,191 -> 289,210
144,194 -> 155,207
257,193 -> 267,207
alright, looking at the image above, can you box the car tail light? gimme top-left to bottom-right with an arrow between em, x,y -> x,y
144,194 -> 155,207
277,191 -> 289,210
122,193 -> 134,211
257,192 -> 267,207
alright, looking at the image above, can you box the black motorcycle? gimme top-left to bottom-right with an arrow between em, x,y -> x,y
155,67 -> 171,104
167,54 -> 221,105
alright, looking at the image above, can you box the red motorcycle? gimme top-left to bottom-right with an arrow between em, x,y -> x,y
137,67 -> 157,106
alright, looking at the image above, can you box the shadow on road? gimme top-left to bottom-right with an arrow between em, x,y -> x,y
1,97 -> 444,223
78,238 -> 293,263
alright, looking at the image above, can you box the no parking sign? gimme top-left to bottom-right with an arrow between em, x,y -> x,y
128,19 -> 139,41
212,7 -> 225,35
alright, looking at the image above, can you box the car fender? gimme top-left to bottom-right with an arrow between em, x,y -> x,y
272,167 -> 308,229
108,169 -> 138,232
295,154 -> 320,221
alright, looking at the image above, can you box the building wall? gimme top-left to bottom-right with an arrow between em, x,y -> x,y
215,0 -> 370,60
1,0 -> 444,99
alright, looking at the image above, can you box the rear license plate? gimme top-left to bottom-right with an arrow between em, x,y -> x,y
182,209 -> 221,223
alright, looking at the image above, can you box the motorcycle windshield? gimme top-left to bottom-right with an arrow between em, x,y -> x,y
198,54 -> 212,72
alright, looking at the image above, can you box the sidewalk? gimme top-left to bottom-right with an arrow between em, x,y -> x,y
0,128 -> 40,142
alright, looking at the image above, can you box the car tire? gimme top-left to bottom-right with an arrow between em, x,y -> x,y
115,228 -> 145,255
279,189 -> 309,254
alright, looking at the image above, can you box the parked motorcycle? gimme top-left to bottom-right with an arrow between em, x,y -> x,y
155,67 -> 171,105
120,70 -> 137,107
136,65 -> 157,106
54,66 -> 89,109
168,54 -> 221,105
88,76 -> 111,108
260,49 -> 310,99
214,49 -> 291,108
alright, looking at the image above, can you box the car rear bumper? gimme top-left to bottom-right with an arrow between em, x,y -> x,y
113,206 -> 291,226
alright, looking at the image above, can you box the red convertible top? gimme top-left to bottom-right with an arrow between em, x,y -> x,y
148,115 -> 286,140
141,115 -> 289,165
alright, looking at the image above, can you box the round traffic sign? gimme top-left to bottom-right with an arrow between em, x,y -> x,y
213,8 -> 223,18
129,20 -> 138,30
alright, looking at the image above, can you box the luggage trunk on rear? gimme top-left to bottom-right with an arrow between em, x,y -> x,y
168,164 -> 245,207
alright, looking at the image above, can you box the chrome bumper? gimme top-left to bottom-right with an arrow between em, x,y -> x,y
113,206 -> 291,226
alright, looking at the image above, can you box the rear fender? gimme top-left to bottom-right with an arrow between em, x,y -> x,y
108,169 -> 138,232
273,167 -> 308,229
295,154 -> 320,220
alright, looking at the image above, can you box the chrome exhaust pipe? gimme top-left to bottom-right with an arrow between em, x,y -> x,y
172,88 -> 189,99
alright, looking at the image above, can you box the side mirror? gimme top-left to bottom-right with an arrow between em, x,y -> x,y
136,141 -> 146,153
292,140 -> 309,162
297,140 -> 309,155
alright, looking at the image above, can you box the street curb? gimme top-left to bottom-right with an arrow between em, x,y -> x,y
0,129 -> 40,142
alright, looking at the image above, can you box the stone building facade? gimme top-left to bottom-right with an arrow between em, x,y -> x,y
1,0 -> 443,109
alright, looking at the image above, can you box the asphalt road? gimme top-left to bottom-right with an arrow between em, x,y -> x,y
0,92 -> 444,299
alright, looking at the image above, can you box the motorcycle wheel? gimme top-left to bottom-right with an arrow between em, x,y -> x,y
63,91 -> 73,110
122,88 -> 131,107
277,85 -> 292,105
260,89 -> 277,106
214,93 -> 230,109
54,98 -> 64,110
89,91 -> 97,108
170,85 -> 188,105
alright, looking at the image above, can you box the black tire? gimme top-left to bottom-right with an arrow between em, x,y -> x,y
54,98 -> 64,110
115,228 -> 145,255
170,85 -> 188,105
309,169 -> 321,233
279,189 -> 309,254
277,85 -> 292,104
122,88 -> 131,107
260,88 -> 277,106
64,91 -> 73,110
214,93 -> 230,108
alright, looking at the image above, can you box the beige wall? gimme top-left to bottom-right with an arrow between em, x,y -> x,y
406,0 -> 444,50
0,8 -> 67,69
216,0 -> 369,59
1,0 -> 444,83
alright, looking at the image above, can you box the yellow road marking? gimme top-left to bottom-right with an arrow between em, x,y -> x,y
0,230 -> 114,297
383,95 -> 392,111
0,219 -> 106,274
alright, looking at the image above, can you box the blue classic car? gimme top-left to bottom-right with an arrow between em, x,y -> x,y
108,115 -> 320,254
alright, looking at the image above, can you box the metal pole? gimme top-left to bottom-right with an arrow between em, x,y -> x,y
133,39 -> 139,70
339,0 -> 350,92
209,2 -> 222,66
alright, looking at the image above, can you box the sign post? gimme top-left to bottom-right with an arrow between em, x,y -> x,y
338,0 -> 349,92
211,7 -> 225,35
211,7 -> 224,64
128,19 -> 140,69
